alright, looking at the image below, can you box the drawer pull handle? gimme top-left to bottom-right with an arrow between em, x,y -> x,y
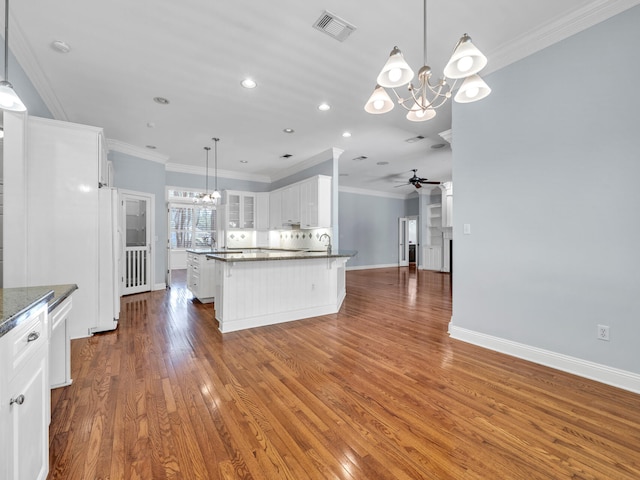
10,395 -> 25,406
27,331 -> 40,342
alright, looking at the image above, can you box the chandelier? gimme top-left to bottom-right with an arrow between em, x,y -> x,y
194,138 -> 222,205
364,0 -> 490,122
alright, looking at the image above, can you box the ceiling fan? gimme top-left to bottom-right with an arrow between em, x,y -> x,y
395,169 -> 440,189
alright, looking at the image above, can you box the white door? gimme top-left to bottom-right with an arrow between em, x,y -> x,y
121,192 -> 152,295
398,217 -> 409,267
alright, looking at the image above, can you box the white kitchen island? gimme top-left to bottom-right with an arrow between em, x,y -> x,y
207,250 -> 355,333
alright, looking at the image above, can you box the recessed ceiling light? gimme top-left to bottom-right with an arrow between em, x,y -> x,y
240,160 -> 248,163
146,122 -> 155,128
281,154 -> 293,158
51,40 -> 71,53
342,131 -> 351,138
405,135 -> 425,143
283,128 -> 294,134
376,161 -> 389,165
241,78 -> 257,89
431,143 -> 446,149
339,173 -> 349,177
318,103 -> 331,111
146,145 -> 157,149
352,155 -> 368,161
153,97 -> 170,105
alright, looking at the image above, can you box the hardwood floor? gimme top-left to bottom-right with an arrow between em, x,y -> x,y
48,268 -> 640,479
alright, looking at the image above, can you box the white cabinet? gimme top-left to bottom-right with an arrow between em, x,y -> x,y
269,190 -> 282,229
300,175 -> 331,229
281,184 -> 301,225
0,302 -> 50,480
49,296 -> 74,388
187,252 -> 215,303
256,192 -> 269,231
225,191 -> 256,229
424,203 -> 443,271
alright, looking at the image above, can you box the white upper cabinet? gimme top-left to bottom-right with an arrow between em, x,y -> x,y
224,191 -> 256,229
300,175 -> 331,229
281,183 -> 301,225
269,190 -> 282,229
256,192 -> 269,231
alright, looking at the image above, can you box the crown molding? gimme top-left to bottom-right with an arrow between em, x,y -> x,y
10,14 -> 69,120
108,139 -> 169,164
166,162 -> 271,184
339,185 -> 410,200
270,148 -> 343,183
486,0 -> 640,75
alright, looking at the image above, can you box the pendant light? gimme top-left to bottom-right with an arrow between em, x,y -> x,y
194,146 -> 215,204
0,0 -> 26,112
211,137 -> 221,202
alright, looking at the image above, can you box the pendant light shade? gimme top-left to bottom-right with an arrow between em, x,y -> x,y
454,74 -> 491,103
1,0 -> 26,112
443,34 -> 488,80
376,47 -> 415,88
0,80 -> 25,111
406,101 -> 436,122
364,85 -> 395,114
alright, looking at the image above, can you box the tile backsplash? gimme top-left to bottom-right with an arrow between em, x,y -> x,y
225,227 -> 332,250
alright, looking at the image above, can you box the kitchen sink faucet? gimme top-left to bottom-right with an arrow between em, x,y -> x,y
319,233 -> 332,254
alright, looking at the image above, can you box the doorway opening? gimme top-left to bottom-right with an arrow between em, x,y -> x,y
121,190 -> 154,295
398,216 -> 419,268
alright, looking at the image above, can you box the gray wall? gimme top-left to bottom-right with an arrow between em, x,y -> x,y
451,5 -> 640,374
110,151 -> 168,287
339,191 -> 407,268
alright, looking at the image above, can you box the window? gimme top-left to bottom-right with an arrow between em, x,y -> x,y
169,205 -> 217,249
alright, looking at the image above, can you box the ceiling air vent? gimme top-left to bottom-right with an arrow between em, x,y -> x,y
313,11 -> 356,42
405,135 -> 425,144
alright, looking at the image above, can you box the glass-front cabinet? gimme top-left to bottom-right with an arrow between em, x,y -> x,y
224,191 -> 256,229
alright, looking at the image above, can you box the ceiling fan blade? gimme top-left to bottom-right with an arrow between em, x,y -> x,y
394,183 -> 411,187
420,181 -> 441,185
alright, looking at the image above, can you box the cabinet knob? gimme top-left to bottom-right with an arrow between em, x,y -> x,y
27,331 -> 40,342
10,395 -> 25,406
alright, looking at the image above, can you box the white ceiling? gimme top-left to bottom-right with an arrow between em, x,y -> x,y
7,0 -> 639,195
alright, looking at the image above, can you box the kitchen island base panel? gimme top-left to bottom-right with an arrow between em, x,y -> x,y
215,257 -> 348,333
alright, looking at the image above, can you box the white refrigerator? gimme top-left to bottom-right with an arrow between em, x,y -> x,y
21,116 -> 120,338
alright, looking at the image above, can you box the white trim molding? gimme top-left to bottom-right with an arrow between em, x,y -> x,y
108,139 -> 169,164
346,263 -> 399,271
449,323 -> 640,394
166,162 -> 271,184
486,0 -> 640,75
339,185 -> 409,200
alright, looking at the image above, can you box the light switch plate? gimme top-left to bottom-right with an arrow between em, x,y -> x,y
463,224 -> 471,235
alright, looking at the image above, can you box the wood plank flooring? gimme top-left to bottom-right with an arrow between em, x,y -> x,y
48,268 -> 640,479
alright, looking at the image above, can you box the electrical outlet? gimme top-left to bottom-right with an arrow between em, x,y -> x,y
597,324 -> 610,341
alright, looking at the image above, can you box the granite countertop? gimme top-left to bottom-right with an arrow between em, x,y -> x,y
0,284 -> 78,339
206,249 -> 357,262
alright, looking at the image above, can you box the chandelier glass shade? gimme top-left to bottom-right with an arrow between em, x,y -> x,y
365,0 -> 490,122
1,0 -> 26,112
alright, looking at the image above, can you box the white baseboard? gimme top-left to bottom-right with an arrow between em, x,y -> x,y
346,263 -> 399,271
153,283 -> 167,291
449,323 -> 640,394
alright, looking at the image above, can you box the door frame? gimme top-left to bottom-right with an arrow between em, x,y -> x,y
398,217 -> 409,267
119,189 -> 155,295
